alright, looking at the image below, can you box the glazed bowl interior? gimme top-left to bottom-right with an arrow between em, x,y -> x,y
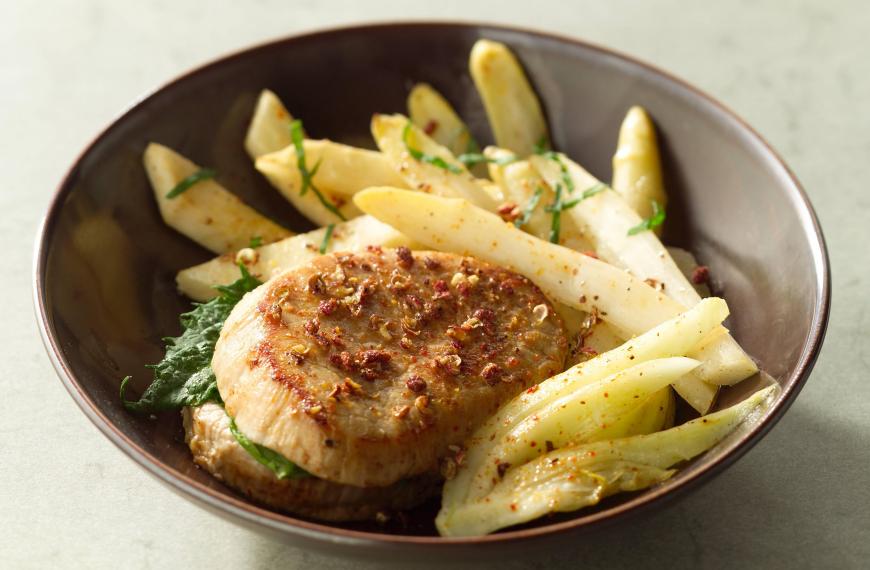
35,22 -> 828,549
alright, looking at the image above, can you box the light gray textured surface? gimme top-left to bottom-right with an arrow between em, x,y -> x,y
4,0 -> 868,568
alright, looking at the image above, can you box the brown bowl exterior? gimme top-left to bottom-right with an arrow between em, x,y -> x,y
33,22 -> 829,555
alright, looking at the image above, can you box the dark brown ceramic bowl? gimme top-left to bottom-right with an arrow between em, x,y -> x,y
33,22 -> 829,557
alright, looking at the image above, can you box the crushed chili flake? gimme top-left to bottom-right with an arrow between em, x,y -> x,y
396,246 -> 414,269
359,349 -> 391,366
330,351 -> 353,370
318,298 -> 339,315
496,202 -> 521,222
481,362 -> 502,381
691,265 -> 710,284
580,346 -> 598,357
406,374 -> 427,393
423,256 -> 441,270
423,119 -> 438,135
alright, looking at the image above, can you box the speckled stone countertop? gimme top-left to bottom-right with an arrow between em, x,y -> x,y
3,1 -> 867,568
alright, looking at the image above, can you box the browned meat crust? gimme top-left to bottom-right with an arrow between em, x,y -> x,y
214,249 -> 568,487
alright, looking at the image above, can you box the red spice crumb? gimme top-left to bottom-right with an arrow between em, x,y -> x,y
406,375 -> 427,393
365,244 -> 383,254
396,246 -> 414,269
582,250 -> 599,259
580,346 -> 598,357
481,362 -> 502,381
423,256 -> 441,270
510,503 -> 518,512
456,281 -> 472,297
433,279 -> 451,300
330,351 -> 353,370
405,294 -> 423,310
497,462 -> 511,478
496,202 -> 521,222
318,298 -> 339,316
359,349 -> 391,366
526,385 -> 539,394
423,119 -> 438,135
530,441 -> 537,448
692,265 -> 710,284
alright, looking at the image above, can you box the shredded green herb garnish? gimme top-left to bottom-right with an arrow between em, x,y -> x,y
457,153 -> 517,168
228,416 -> 309,480
515,186 -> 543,228
319,223 -> 335,254
464,132 -> 482,155
532,135 -> 552,156
533,144 -> 575,194
545,184 -> 566,243
120,265 -> 261,412
544,183 -> 608,244
627,199 -> 666,235
165,168 -> 217,199
248,236 -> 263,249
403,122 -> 463,174
559,183 -> 607,209
290,120 -> 346,221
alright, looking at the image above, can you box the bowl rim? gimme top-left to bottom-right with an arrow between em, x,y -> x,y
32,20 -> 831,547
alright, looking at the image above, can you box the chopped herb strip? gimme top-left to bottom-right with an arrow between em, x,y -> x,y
319,223 -> 335,254
543,182 -> 608,244
545,184 -> 565,243
464,132 -> 482,155
533,144 -> 575,194
120,266 -> 261,412
457,152 -> 517,168
248,235 -> 263,249
559,183 -> 608,209
165,168 -> 216,199
402,122 -> 463,174
558,158 -> 576,194
627,199 -> 666,235
532,135 -> 552,155
228,416 -> 309,480
289,120 -> 346,221
514,186 -> 543,228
